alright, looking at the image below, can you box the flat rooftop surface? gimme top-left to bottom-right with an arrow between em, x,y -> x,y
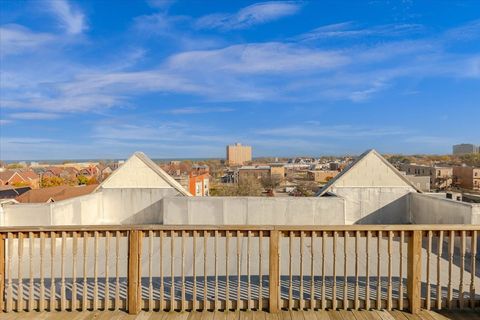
0,310 -> 478,320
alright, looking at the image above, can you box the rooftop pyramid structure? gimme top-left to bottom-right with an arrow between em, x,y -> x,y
97,152 -> 192,196
317,149 -> 422,196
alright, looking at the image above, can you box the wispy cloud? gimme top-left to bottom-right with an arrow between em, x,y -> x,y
256,124 -> 410,138
196,1 -> 301,30
47,0 -> 87,34
297,22 -> 424,41
0,24 -> 54,56
163,107 -> 234,114
8,112 -> 62,120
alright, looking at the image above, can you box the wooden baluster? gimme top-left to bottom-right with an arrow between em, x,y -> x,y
104,231 -> 110,311
170,230 -> 175,311
50,232 -> 56,311
203,230 -> 208,311
258,231 -> 262,311
426,230 -> 432,310
376,231 -> 381,310
159,230 -> 164,311
354,231 -> 359,310
300,231 -> 304,310
247,230 -> 251,310
310,231 -> 315,310
82,231 -> 88,311
333,231 -> 337,310
387,231 -> 393,311
366,231 -> 370,310
39,232 -> 45,311
148,230 -> 153,311
93,231 -> 99,311
17,232 -> 24,312
214,230 -> 219,311
399,231 -> 404,310
407,230 -> 422,314
72,232 -> 78,311
321,231 -> 326,310
448,230 -> 454,309
181,230 -> 186,312
460,230 -> 466,309
0,234 -> 4,313
269,230 -> 280,313
236,231 -> 241,311
127,230 -> 142,315
28,232 -> 34,312
115,231 -> 120,311
288,231 -> 293,310
193,230 -> 197,311
471,230 -> 477,309
437,230 -> 443,310
225,230 -> 230,310
60,231 -> 66,311
6,233 -> 12,313
343,231 -> 348,310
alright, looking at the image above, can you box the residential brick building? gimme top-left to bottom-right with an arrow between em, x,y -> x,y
307,170 -> 339,183
453,166 -> 480,191
399,164 -> 453,190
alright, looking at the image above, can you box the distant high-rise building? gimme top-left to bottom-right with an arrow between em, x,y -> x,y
453,144 -> 479,155
226,143 -> 252,166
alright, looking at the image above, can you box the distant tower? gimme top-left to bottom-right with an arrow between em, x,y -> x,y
226,143 -> 252,166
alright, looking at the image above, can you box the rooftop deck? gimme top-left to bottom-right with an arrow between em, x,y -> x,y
0,310 -> 478,320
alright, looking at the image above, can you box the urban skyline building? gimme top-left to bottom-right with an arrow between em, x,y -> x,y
226,143 -> 252,166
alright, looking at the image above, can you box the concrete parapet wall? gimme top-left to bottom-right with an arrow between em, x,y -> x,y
331,187 -> 412,224
410,193 -> 480,224
163,196 -> 346,225
1,188 -> 180,226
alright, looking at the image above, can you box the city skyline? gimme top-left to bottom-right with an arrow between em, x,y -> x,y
1,1 -> 480,160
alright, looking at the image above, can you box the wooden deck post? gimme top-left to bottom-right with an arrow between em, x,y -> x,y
269,230 -> 280,313
0,234 -> 4,313
407,230 -> 422,314
128,230 -> 142,314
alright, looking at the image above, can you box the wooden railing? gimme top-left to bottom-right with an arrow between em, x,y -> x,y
0,225 -> 478,314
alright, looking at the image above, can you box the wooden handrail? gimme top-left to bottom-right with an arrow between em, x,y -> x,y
1,224 -> 480,233
0,224 -> 478,314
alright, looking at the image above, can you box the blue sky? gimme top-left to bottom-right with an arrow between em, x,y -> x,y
0,0 -> 479,160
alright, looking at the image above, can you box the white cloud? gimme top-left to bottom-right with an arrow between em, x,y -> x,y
0,24 -> 54,56
164,107 -> 234,114
167,42 -> 348,74
48,0 -> 87,34
8,112 -> 61,120
196,1 -> 301,30
256,124 -> 409,138
297,22 -> 424,41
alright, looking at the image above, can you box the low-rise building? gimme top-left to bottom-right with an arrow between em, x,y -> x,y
0,171 -> 40,189
453,166 -> 480,191
307,170 -> 339,183
236,165 -> 271,182
189,171 -> 209,196
399,164 -> 452,190
401,173 -> 431,192
15,184 -> 99,203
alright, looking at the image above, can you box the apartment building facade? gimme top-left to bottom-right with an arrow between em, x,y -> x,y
453,166 -> 480,191
399,163 -> 453,190
307,170 -> 339,183
226,143 -> 252,166
453,143 -> 479,155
